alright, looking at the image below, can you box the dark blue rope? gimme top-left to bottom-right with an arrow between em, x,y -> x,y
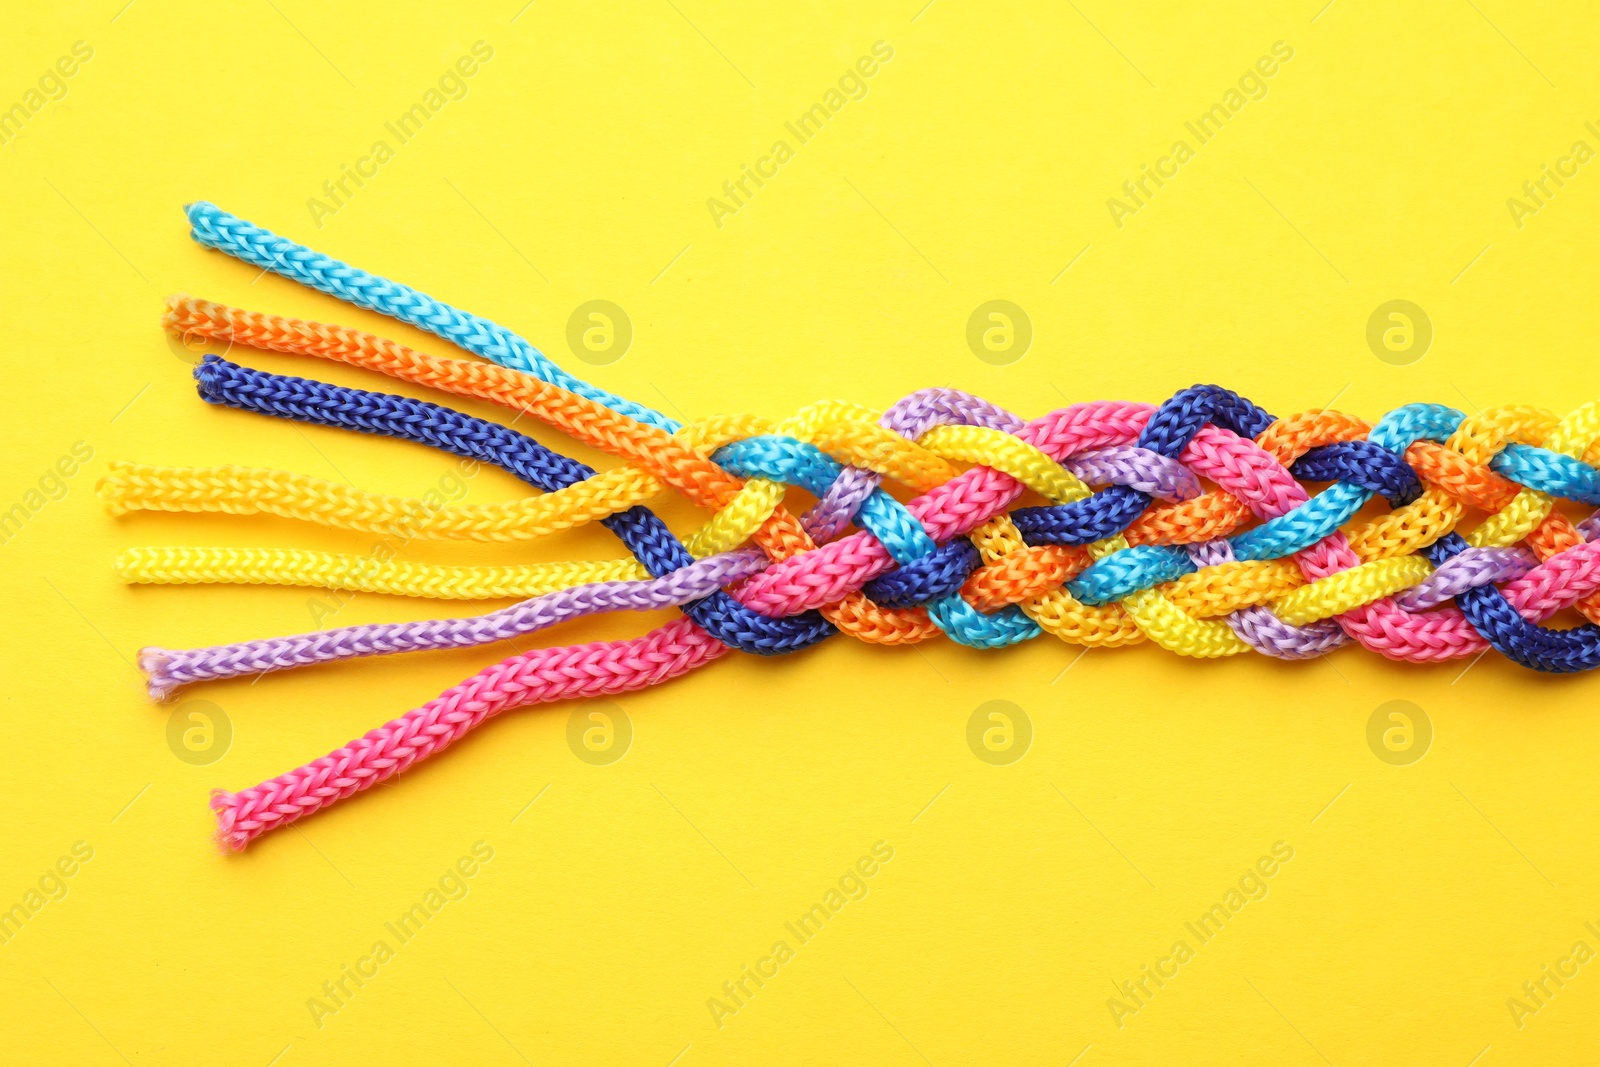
990,384 -> 1596,672
194,355 -> 833,656
862,539 -> 979,608
1010,384 -> 1278,545
1009,386 -> 1425,545
1290,441 -> 1422,506
1426,534 -> 1600,673
193,360 -> 1594,672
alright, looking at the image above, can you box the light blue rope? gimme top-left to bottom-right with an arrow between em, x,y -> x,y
183,202 -> 679,432
1493,443 -> 1600,504
1067,404 -> 1469,604
715,437 -> 1038,648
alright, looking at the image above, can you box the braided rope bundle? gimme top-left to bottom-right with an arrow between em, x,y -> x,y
113,203 -> 1600,851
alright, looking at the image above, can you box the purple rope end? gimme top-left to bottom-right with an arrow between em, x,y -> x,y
139,647 -> 182,703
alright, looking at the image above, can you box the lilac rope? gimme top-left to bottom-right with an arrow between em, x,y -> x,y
146,387 -> 1552,701
804,389 -> 1023,541
1392,546 -> 1536,611
803,389 -> 1196,541
139,549 -> 770,701
1579,512 -> 1600,543
1187,540 -> 1349,658
145,390 -> 1195,701
1187,541 -> 1542,659
1226,608 -> 1348,658
1062,447 -> 1201,501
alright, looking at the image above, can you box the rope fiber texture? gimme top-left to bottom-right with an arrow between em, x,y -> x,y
112,202 -> 1600,850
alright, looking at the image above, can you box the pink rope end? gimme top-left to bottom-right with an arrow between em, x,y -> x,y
210,789 -> 251,852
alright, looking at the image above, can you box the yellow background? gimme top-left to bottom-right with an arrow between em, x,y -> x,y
4,0 -> 1599,1062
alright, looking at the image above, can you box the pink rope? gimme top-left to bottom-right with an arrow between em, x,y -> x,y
211,617 -> 725,850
